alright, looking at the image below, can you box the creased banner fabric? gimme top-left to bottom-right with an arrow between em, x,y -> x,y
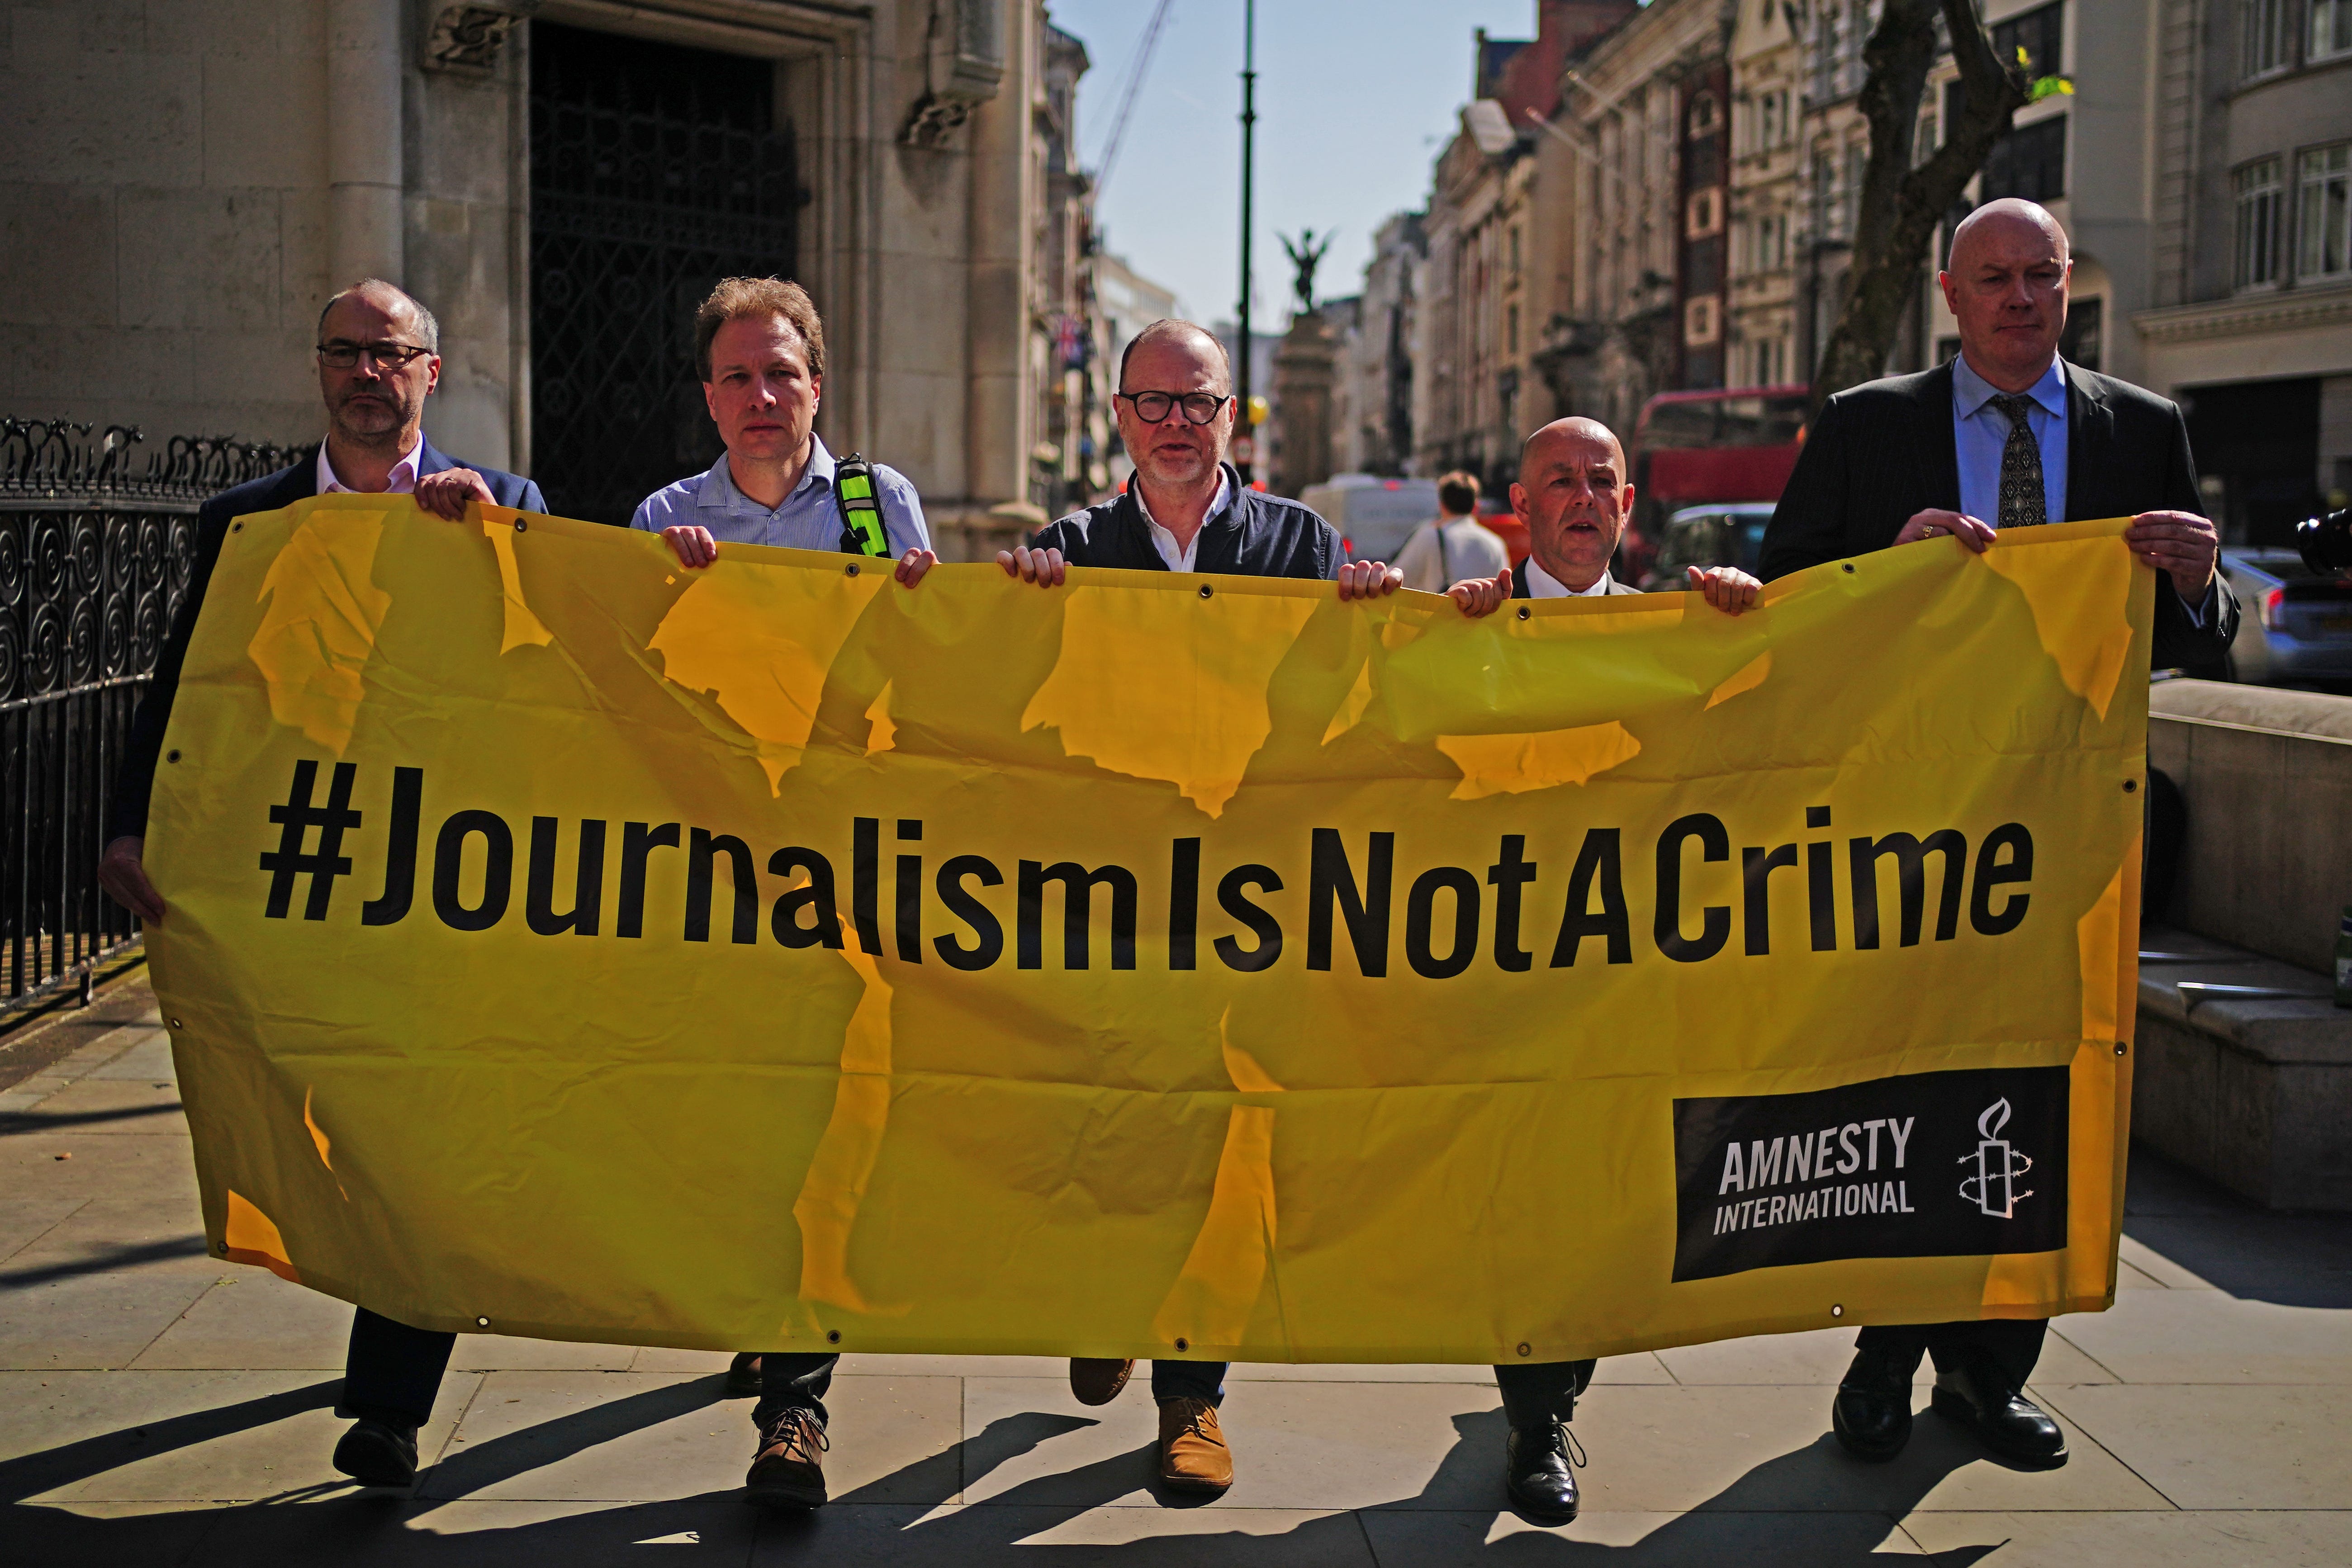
146,496 -> 2150,1364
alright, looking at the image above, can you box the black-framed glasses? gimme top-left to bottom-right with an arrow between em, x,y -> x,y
1118,390 -> 1230,426
317,340 -> 434,371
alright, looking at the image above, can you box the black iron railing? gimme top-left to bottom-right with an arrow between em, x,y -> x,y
0,418 -> 305,1006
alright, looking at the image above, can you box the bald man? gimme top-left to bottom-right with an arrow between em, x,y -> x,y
98,280 -> 544,1491
1762,199 -> 2237,1473
1003,318 -> 1400,1498
1450,416 -> 1757,1522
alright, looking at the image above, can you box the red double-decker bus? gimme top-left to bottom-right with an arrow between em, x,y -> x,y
1624,384 -> 1810,582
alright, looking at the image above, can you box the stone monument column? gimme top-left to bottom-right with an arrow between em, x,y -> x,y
1274,315 -> 1338,499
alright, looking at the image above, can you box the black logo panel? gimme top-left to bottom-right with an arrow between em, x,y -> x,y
1671,1066 -> 2069,1282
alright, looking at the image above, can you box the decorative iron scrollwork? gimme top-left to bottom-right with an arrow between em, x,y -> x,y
0,417 -> 275,998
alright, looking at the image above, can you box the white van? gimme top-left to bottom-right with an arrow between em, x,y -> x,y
1298,474 -> 1443,563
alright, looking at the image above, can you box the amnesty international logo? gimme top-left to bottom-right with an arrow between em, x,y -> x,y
1669,1066 -> 2071,1282
1958,1097 -> 2037,1218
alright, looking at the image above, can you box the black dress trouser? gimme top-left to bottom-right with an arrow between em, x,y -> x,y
1854,1317 -> 2047,1389
1493,1358 -> 1598,1429
339,1309 -> 457,1430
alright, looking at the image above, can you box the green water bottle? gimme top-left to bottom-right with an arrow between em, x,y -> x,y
2338,907 -> 2352,1009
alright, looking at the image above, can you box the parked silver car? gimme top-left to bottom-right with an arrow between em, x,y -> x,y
2216,547 -> 2352,683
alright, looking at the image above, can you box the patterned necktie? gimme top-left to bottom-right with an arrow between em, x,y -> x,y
1989,393 -> 2047,530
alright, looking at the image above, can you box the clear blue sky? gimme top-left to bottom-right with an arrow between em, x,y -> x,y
1048,0 -> 1538,327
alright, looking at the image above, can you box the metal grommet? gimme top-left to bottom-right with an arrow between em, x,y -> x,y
475,1316 -> 490,1328
1830,1304 -> 1845,1318
1516,1342 -> 1532,1357
1197,583 -> 1213,599
230,522 -> 242,532
215,1241 -> 228,1255
169,1018 -> 184,1029
2115,1042 -> 2128,1056
1516,605 -> 1530,620
1841,563 -> 1856,574
513,519 -> 527,532
1174,1337 -> 1190,1352
826,1330 -> 842,1345
845,562 -> 860,577
165,750 -> 181,763
2123,779 -> 2139,793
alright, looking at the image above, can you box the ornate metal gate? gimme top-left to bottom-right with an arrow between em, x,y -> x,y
529,21 -> 803,525
0,420 -> 299,1004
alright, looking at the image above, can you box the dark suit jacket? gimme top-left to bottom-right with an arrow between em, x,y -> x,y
1030,464 -> 1343,580
1760,359 -> 2238,671
106,438 -> 546,843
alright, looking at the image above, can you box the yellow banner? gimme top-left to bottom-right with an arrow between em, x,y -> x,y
147,496 -> 2149,1364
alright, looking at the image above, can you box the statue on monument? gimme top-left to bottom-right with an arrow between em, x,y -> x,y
1279,229 -> 1333,315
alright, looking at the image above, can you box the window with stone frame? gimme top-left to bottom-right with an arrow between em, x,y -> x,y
1992,2 -> 2064,81
2299,142 -> 2351,281
2241,0 -> 2291,79
2316,0 -> 2352,60
2235,156 -> 2286,288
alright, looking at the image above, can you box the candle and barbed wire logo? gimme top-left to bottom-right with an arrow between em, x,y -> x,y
1957,1097 -> 2036,1218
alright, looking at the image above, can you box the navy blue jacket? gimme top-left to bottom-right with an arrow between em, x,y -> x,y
107,439 -> 546,843
1031,464 -> 1343,581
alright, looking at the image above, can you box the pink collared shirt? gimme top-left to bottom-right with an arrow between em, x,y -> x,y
316,441 -> 423,496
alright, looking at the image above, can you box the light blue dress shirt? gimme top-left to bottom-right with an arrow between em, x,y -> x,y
629,435 -> 930,556
1951,353 -> 2067,530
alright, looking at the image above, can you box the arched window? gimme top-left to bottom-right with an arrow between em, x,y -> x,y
1689,91 -> 1721,137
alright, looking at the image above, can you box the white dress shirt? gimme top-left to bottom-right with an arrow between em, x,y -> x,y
317,440 -> 422,495
1133,472 -> 1233,573
1521,557 -> 1617,598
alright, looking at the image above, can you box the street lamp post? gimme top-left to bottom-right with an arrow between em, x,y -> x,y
1235,0 -> 1257,486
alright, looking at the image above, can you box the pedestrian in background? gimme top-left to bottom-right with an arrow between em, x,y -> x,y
1395,470 -> 1509,592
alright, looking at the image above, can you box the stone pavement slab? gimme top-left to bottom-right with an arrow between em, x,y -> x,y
3,995 -> 2349,1563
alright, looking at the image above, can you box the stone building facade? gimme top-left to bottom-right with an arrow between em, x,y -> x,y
2133,0 -> 2352,540
1415,1 -> 1635,488
1,0 -> 1096,555
1328,210 -> 1426,477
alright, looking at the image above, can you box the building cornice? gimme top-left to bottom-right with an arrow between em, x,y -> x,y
2132,284 -> 2352,345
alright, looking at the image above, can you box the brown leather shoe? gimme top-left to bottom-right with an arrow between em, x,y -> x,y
725,1353 -> 763,1399
1069,1357 -> 1134,1407
744,1406 -> 828,1509
1157,1396 -> 1233,1492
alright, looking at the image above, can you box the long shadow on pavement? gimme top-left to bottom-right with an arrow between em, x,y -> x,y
2,1377 -> 2016,1564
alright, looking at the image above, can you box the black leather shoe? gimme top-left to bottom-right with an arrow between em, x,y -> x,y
1930,1360 -> 2068,1468
725,1353 -> 763,1399
332,1417 -> 419,1487
1831,1347 -> 1915,1462
1504,1422 -> 1581,1521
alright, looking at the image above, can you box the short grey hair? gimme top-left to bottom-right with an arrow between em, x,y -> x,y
318,279 -> 441,354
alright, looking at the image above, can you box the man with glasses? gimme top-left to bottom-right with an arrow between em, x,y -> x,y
1003,317 -> 1400,1497
97,278 -> 543,1491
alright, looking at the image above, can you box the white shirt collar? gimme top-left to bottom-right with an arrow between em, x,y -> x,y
317,438 -> 423,496
1133,470 -> 1233,573
1522,556 -> 1614,598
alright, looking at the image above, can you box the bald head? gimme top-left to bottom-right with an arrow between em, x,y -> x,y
1947,198 -> 2069,273
1520,417 -> 1623,484
1938,198 -> 2072,393
1513,416 -> 1631,592
1119,319 -> 1232,396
